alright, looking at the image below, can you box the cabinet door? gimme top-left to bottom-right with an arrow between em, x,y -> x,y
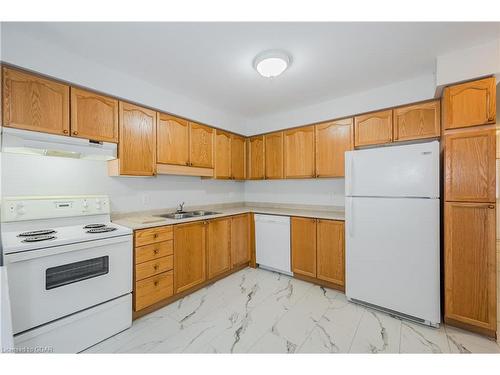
248,136 -> 265,179
354,109 -> 393,147
157,113 -> 189,166
214,130 -> 232,179
207,217 -> 232,279
291,217 -> 317,278
444,202 -> 496,335
231,134 -> 246,180
284,126 -> 315,178
444,128 -> 496,203
316,220 -> 345,287
443,77 -> 496,130
70,87 -> 118,142
2,67 -> 69,136
264,132 -> 284,179
315,118 -> 353,177
231,214 -> 250,267
118,102 -> 156,176
174,221 -> 207,293
394,100 -> 440,142
189,122 -> 214,168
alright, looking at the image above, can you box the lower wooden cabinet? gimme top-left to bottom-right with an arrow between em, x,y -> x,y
135,271 -> 174,311
291,217 -> 317,278
207,217 -> 232,278
444,202 -> 497,336
231,214 -> 250,267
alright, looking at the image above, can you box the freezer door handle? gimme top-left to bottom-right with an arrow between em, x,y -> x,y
345,153 -> 354,196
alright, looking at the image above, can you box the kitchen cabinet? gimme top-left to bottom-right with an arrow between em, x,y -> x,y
444,127 -> 496,203
315,118 -> 353,177
70,87 -> 118,143
110,101 -> 156,176
231,134 -> 246,180
207,217 -> 232,279
174,221 -> 207,293
264,131 -> 284,179
248,136 -> 265,179
443,77 -> 496,130
284,126 -> 315,178
444,202 -> 497,336
215,130 -> 232,179
135,271 -> 174,311
316,220 -> 345,286
231,214 -> 250,267
2,67 -> 70,136
189,122 -> 214,168
354,109 -> 393,147
157,113 -> 190,166
394,100 -> 440,142
291,217 -> 317,278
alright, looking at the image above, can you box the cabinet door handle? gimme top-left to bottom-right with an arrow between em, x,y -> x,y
154,281 -> 159,287
73,131 -> 78,135
63,129 -> 69,134
488,205 -> 495,209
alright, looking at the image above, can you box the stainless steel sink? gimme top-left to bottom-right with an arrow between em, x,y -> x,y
189,210 -> 220,216
157,210 -> 221,220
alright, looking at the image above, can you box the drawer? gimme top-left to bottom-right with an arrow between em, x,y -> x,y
135,255 -> 173,281
135,240 -> 173,264
134,226 -> 173,247
134,271 -> 173,311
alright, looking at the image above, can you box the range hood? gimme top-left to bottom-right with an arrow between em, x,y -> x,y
1,127 -> 117,160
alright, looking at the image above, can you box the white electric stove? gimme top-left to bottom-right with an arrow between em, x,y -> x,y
1,195 -> 133,353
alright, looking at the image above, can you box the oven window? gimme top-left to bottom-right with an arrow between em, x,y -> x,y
46,256 -> 109,290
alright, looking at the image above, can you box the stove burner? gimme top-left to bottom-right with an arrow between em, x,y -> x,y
83,224 -> 106,229
21,235 -> 56,243
86,227 -> 117,234
18,229 -> 56,237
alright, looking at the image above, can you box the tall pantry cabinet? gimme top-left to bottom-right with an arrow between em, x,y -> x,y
443,76 -> 497,337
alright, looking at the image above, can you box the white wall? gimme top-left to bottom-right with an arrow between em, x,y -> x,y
1,153 -> 245,214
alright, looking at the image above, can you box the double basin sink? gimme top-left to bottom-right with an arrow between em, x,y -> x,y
157,210 -> 221,220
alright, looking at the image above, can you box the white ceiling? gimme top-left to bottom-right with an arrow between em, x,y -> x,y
3,22 -> 500,119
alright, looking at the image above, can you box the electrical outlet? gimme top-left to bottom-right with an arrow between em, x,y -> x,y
141,194 -> 150,207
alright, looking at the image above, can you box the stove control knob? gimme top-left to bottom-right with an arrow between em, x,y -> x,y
16,202 -> 26,216
95,199 -> 102,211
82,200 -> 89,211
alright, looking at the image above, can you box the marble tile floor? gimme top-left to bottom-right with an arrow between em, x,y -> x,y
84,268 -> 500,354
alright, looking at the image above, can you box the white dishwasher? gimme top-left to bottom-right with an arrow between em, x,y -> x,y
254,214 -> 292,275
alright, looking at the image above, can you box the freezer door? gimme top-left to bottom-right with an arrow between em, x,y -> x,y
345,197 -> 440,324
345,141 -> 439,198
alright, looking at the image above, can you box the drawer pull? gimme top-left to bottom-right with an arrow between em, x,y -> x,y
154,281 -> 159,287
153,249 -> 159,255
488,205 -> 495,209
153,233 -> 158,238
154,264 -> 159,270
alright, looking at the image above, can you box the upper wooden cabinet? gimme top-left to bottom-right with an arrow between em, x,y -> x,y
231,214 -> 250,268
231,134 -> 246,180
189,122 -> 214,168
291,217 -> 317,278
315,118 -> 353,177
316,220 -> 345,287
264,131 -> 284,179
394,100 -> 440,142
214,130 -> 232,179
443,77 -> 496,130
2,67 -> 70,136
284,126 -> 315,179
247,136 -> 265,180
157,113 -> 189,166
207,217 -> 232,279
114,101 -> 156,176
70,87 -> 118,143
354,109 -> 393,147
444,127 -> 496,203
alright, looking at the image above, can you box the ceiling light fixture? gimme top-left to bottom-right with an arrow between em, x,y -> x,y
253,50 -> 291,78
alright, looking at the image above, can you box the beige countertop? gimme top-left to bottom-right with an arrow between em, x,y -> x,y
112,202 -> 345,230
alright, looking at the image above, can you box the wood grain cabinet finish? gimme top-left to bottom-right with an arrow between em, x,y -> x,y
117,101 -> 156,176
231,214 -> 250,267
315,118 -> 353,177
135,241 -> 173,264
231,134 -> 246,180
70,87 -> 118,142
444,202 -> 497,336
207,217 -> 232,279
2,67 -> 70,136
291,217 -> 317,278
174,221 -> 207,293
214,130 -> 232,179
316,220 -> 345,286
264,132 -> 284,179
134,271 -> 173,311
247,136 -> 265,180
135,256 -> 173,281
354,109 -> 393,147
189,122 -> 214,168
443,77 -> 496,130
444,128 -> 496,203
284,126 -> 315,178
157,113 -> 190,166
394,100 -> 440,142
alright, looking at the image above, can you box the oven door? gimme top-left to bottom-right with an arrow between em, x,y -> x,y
5,235 -> 132,334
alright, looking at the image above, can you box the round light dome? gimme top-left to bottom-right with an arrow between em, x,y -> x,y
254,50 -> 291,78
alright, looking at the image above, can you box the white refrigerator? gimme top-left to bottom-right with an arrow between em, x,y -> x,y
345,140 -> 440,326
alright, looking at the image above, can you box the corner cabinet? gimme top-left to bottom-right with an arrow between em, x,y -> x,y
315,118 -> 353,177
231,214 -> 250,267
284,126 -> 315,179
231,134 -> 246,180
354,109 -> 393,147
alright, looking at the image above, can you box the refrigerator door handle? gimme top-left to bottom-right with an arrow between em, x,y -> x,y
349,199 -> 354,238
346,153 -> 354,196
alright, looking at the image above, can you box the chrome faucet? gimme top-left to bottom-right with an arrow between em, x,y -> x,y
176,202 -> 185,213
